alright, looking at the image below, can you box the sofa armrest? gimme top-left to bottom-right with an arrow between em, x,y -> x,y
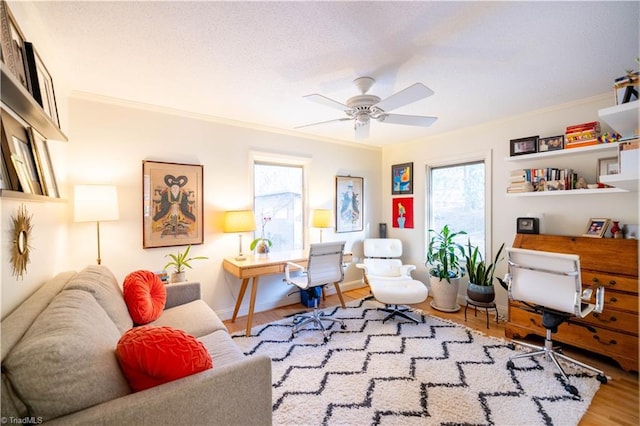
47,354 -> 272,426
164,282 -> 202,309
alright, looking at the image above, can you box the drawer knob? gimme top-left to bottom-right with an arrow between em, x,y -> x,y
593,335 -> 617,346
608,297 -> 618,303
592,277 -> 599,283
593,313 -> 617,323
609,280 -> 616,286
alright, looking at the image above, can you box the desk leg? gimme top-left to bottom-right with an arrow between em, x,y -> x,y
334,282 -> 346,308
231,278 -> 250,322
245,276 -> 259,336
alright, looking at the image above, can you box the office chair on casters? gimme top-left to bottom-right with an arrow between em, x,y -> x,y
356,238 -> 428,323
504,248 -> 608,396
284,241 -> 347,343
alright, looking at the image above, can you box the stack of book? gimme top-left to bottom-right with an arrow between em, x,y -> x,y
565,121 -> 601,149
507,169 -> 533,193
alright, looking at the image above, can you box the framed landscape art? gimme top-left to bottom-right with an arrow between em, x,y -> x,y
142,160 -> 204,248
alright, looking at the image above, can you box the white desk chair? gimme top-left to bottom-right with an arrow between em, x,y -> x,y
504,247 -> 608,395
356,238 -> 428,323
284,241 -> 347,343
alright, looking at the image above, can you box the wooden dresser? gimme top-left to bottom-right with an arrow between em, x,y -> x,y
506,233 -> 639,372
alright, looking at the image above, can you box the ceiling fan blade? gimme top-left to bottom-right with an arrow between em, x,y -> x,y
303,94 -> 350,111
379,114 -> 438,127
295,117 -> 352,129
373,83 -> 434,112
354,121 -> 370,140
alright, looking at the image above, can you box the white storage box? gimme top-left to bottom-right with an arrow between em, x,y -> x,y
619,139 -> 639,175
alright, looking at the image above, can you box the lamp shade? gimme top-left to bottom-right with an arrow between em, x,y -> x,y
223,210 -> 256,233
74,185 -> 119,222
312,209 -> 332,228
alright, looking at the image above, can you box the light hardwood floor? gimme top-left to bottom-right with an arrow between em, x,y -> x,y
223,287 -> 639,426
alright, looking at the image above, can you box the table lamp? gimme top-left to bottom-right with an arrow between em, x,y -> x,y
311,209 -> 332,243
74,184 -> 119,265
224,210 -> 256,260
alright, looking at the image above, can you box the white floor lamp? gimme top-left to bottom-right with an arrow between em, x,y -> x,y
74,185 -> 120,265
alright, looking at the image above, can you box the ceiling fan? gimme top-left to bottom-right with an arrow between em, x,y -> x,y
296,77 -> 437,139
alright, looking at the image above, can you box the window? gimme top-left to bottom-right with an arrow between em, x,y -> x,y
253,161 -> 304,251
427,157 -> 489,259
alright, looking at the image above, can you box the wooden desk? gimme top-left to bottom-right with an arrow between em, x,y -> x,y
223,250 -> 352,336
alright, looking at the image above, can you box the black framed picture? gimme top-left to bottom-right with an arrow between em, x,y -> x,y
509,135 -> 539,156
516,217 -> 539,234
23,42 -> 59,127
537,135 -> 564,152
391,162 -> 413,195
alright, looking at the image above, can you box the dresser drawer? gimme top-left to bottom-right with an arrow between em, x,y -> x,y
582,271 -> 638,295
581,308 -> 638,336
508,307 -> 638,370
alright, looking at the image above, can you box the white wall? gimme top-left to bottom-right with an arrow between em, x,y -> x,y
58,96 -> 381,320
382,94 -> 639,313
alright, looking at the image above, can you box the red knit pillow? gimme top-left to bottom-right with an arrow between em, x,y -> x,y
122,270 -> 167,325
115,326 -> 213,392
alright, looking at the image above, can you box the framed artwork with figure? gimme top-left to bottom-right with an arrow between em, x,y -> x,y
142,160 -> 204,248
335,175 -> 363,233
392,197 -> 413,228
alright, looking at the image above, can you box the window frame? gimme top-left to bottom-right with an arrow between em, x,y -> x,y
425,150 -> 493,259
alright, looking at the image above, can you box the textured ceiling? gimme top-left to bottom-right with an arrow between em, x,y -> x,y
29,1 -> 640,146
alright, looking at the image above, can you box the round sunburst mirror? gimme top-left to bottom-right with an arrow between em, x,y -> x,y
11,204 -> 33,279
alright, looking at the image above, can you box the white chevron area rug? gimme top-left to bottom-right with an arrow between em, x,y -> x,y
232,298 -> 602,426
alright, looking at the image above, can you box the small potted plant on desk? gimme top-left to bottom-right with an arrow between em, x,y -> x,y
464,240 -> 505,303
250,214 -> 272,255
426,225 -> 467,312
163,244 -> 208,283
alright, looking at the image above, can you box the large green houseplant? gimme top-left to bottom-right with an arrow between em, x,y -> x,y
163,244 -> 208,283
464,240 -> 505,303
426,225 -> 467,312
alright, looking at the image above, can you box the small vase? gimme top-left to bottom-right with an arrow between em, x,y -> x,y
256,240 -> 270,255
171,271 -> 186,283
610,221 -> 621,238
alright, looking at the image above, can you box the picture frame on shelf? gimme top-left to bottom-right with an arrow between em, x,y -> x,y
29,127 -> 59,197
0,1 -> 29,90
582,218 -> 610,238
23,42 -> 59,127
335,175 -> 363,233
537,135 -> 564,152
391,162 -> 413,195
510,135 -> 539,156
0,150 -> 10,190
142,160 -> 204,248
1,109 -> 42,194
597,157 -> 619,182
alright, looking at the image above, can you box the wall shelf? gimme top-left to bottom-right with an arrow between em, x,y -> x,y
598,100 -> 639,140
1,62 -> 67,142
599,173 -> 639,192
0,189 -> 65,202
504,143 -> 619,162
505,187 -> 627,197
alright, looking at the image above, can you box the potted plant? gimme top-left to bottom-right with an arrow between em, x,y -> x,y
250,214 -> 272,255
426,225 -> 467,312
163,244 -> 208,283
464,240 -> 505,303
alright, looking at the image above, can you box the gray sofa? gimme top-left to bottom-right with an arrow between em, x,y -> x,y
1,265 -> 272,425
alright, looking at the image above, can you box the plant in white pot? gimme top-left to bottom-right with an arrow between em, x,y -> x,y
163,245 -> 208,283
464,240 -> 505,303
426,225 -> 466,312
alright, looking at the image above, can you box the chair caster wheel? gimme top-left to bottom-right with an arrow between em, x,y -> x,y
323,336 -> 329,343
340,323 -> 347,330
565,384 -> 579,396
507,343 -> 515,350
506,360 -> 515,369
597,374 -> 608,384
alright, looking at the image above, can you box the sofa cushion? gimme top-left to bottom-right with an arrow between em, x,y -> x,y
149,299 -> 226,337
3,289 -> 130,421
116,326 -> 213,392
123,270 -> 166,325
198,329 -> 246,368
64,265 -> 133,333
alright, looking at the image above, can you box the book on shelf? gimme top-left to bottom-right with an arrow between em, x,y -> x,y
565,121 -> 600,133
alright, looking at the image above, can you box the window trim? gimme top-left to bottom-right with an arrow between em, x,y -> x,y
249,150 -> 310,248
425,149 -> 493,257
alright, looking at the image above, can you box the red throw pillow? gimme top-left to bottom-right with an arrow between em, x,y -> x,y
122,270 -> 166,325
115,326 -> 213,392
